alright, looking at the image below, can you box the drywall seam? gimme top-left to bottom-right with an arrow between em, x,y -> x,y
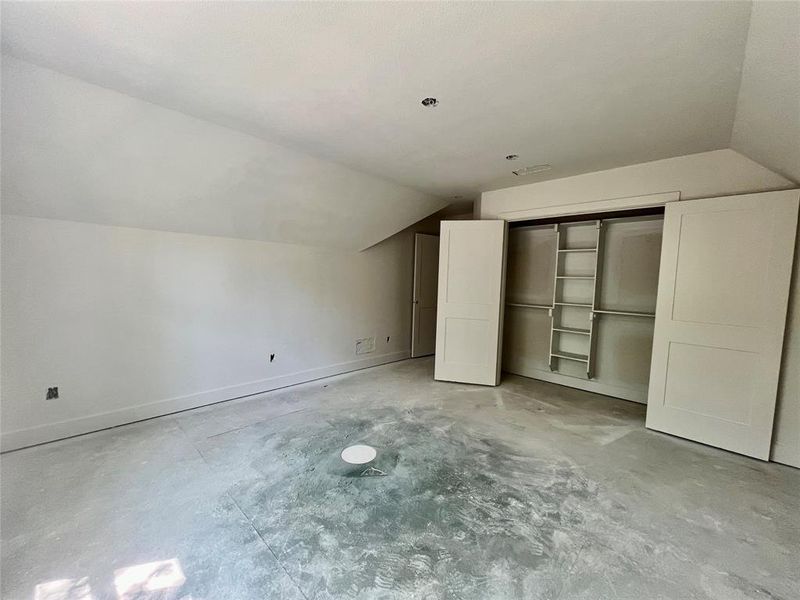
0,350 -> 410,453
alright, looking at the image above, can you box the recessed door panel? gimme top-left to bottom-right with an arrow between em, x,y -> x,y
646,190 -> 799,459
435,220 -> 507,385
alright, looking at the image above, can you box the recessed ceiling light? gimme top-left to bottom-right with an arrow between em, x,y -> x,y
506,154 -> 519,161
421,97 -> 438,107
512,164 -> 552,176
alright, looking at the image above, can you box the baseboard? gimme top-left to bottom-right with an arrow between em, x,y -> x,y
770,441 -> 800,469
507,367 -> 648,404
1,350 -> 410,453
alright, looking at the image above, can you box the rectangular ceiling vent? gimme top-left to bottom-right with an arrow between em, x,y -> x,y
513,164 -> 552,176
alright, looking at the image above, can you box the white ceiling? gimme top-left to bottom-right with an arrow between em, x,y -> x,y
2,1 -> 754,198
1,55 -> 446,250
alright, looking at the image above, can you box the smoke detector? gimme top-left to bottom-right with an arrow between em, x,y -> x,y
512,164 -> 552,176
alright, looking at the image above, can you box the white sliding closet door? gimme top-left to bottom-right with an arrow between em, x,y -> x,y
646,190 -> 799,459
435,220 -> 508,385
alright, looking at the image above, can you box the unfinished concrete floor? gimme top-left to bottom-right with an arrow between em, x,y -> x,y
2,358 -> 798,600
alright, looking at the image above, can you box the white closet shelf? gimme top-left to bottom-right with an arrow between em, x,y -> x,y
506,302 -> 553,310
551,351 -> 589,362
557,248 -> 597,253
593,309 -> 655,318
554,302 -> 593,308
553,326 -> 590,335
556,275 -> 595,280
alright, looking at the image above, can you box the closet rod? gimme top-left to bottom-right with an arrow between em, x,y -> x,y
592,309 -> 655,318
506,302 -> 552,310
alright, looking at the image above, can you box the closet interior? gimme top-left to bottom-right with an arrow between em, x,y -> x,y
503,210 -> 664,403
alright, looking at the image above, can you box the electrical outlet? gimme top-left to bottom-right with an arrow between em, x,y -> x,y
46,387 -> 59,400
355,336 -> 375,355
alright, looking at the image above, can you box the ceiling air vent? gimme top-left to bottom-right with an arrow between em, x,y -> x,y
512,164 -> 552,176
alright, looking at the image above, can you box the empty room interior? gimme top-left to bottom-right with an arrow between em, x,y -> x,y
2,1 -> 800,599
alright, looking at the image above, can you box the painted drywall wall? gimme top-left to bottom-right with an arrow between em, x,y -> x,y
1,56 -> 447,251
480,149 -> 793,219
0,215 -> 422,451
481,152 -> 799,467
731,1 -> 800,183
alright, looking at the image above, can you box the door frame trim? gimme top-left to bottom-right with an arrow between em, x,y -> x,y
499,191 -> 680,222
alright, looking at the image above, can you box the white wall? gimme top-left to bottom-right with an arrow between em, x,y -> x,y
1,56 -> 447,251
480,151 -> 800,467
480,149 -> 793,219
730,3 -> 800,458
731,1 -> 800,183
0,215 -> 421,451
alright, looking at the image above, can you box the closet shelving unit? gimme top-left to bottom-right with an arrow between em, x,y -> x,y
506,217 -> 658,382
503,212 -> 662,401
546,220 -> 602,378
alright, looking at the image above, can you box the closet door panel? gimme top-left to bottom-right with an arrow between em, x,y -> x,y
646,190 -> 800,459
435,220 -> 508,385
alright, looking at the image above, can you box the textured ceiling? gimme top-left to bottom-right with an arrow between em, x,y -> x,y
2,1 -> 753,198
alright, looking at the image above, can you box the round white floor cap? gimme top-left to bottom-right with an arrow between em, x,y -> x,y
341,444 -> 377,465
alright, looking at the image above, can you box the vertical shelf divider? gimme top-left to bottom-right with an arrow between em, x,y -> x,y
547,223 -> 560,371
587,220 -> 604,379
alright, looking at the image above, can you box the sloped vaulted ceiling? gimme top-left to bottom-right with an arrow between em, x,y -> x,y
1,56 -> 446,250
730,1 -> 800,183
2,1 -> 791,249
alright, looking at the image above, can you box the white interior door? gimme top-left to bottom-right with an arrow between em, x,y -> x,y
435,220 -> 508,385
646,189 -> 799,459
411,233 -> 439,357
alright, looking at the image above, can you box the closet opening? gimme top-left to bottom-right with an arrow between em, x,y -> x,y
504,207 -> 665,403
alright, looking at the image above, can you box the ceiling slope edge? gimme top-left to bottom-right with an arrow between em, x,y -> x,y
1,55 -> 447,251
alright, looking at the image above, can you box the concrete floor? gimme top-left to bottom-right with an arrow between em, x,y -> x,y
2,358 -> 798,600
